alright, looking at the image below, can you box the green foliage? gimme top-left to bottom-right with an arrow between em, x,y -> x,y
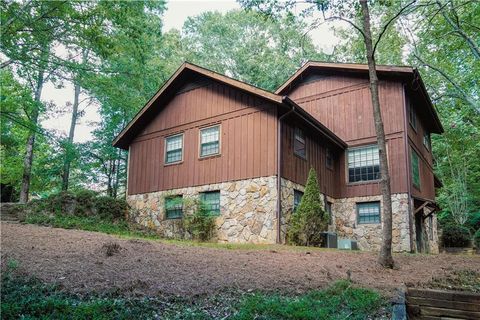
183,200 -> 217,241
287,168 -> 329,246
474,230 -> 480,249
233,280 -> 385,320
441,224 -> 471,247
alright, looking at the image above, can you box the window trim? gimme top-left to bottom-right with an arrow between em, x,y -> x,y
199,190 -> 221,216
165,195 -> 183,219
326,147 -> 334,170
346,144 -> 381,185
294,127 -> 307,159
357,201 -> 381,225
199,124 -> 221,159
409,105 -> 417,131
411,147 -> 421,190
164,132 -> 184,165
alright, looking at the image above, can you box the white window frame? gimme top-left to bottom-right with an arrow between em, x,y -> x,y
164,133 -> 184,165
199,124 -> 221,158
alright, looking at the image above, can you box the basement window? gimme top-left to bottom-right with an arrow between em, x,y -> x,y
347,145 -> 380,183
165,133 -> 183,164
293,190 -> 303,212
357,202 -> 381,224
200,125 -> 220,157
165,195 -> 183,219
294,127 -> 306,158
200,191 -> 220,216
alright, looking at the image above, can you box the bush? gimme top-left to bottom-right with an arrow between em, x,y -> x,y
183,200 -> 216,241
441,224 -> 471,247
95,196 -> 128,220
474,229 -> 480,249
287,168 -> 329,246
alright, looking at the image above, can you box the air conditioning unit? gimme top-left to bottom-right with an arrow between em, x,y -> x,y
320,232 -> 338,248
337,238 -> 359,250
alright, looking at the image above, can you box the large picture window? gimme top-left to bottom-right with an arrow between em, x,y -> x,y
165,195 -> 183,219
200,191 -> 220,215
357,202 -> 381,224
411,148 -> 421,189
294,127 -> 306,158
347,145 -> 380,183
165,133 -> 183,164
200,125 -> 220,157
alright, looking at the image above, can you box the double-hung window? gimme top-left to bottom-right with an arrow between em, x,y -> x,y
200,191 -> 220,215
357,202 -> 381,224
411,148 -> 421,189
294,127 -> 306,158
326,148 -> 334,169
165,195 -> 183,219
165,133 -> 183,164
409,105 -> 417,130
200,125 -> 220,157
293,190 -> 303,212
423,131 -> 431,151
347,145 -> 380,183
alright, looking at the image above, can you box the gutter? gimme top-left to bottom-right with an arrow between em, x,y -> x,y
276,103 -> 295,244
402,85 -> 415,253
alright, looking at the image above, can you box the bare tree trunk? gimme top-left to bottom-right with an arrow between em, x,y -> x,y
61,81 -> 81,191
360,0 -> 394,268
19,69 -> 45,203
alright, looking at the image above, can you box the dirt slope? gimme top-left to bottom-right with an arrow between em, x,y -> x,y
2,222 -> 479,297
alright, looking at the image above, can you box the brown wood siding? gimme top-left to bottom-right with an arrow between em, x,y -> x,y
281,121 -> 340,198
127,80 -> 278,195
407,95 -> 436,201
288,74 -> 410,198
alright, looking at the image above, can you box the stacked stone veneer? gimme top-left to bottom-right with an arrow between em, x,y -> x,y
126,176 -> 278,243
332,193 -> 411,252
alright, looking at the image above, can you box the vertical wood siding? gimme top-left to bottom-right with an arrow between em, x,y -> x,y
288,74 -> 413,197
127,79 -> 278,195
281,121 -> 340,198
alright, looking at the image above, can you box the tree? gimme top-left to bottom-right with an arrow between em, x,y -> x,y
287,168 -> 329,246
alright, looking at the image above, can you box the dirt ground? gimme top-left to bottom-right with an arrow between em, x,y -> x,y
1,222 -> 479,298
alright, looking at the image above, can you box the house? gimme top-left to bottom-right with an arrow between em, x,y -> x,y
113,61 -> 443,253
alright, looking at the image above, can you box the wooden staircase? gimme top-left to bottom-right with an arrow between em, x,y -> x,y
406,288 -> 480,319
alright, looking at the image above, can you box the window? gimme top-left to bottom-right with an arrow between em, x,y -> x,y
165,134 -> 183,164
200,125 -> 220,157
326,148 -> 334,169
409,105 -> 417,130
423,131 -> 431,151
411,148 -> 421,189
357,202 -> 381,224
325,201 -> 333,224
294,127 -> 306,158
347,145 -> 380,183
293,190 -> 303,212
165,195 -> 183,219
200,191 -> 220,215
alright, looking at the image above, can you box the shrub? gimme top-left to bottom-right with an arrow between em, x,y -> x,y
466,211 -> 480,233
441,224 -> 471,247
183,200 -> 217,241
287,168 -> 329,246
474,229 -> 480,249
95,196 -> 128,220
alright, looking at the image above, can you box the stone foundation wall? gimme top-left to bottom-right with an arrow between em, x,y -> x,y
126,176 -> 278,243
331,193 -> 411,252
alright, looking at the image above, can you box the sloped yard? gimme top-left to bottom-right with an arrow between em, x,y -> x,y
1,222 -> 479,298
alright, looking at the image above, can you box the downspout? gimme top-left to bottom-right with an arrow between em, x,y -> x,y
402,85 -> 414,253
276,102 -> 295,244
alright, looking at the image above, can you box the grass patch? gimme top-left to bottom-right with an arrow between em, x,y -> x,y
1,265 -> 387,319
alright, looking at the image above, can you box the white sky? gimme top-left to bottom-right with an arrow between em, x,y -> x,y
41,0 -> 341,143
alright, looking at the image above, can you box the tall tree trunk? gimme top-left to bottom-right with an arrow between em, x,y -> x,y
61,81 -> 81,191
62,50 -> 88,191
19,69 -> 45,203
360,0 -> 394,268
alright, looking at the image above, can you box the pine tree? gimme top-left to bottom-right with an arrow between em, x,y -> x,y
287,167 -> 329,246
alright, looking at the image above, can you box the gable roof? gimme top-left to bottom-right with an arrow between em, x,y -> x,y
276,61 -> 443,134
112,62 -> 346,150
